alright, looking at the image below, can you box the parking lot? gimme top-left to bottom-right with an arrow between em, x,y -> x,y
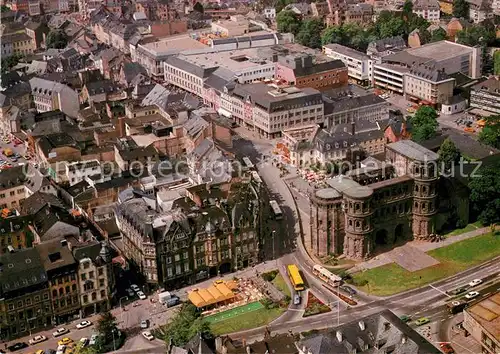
0,134 -> 30,169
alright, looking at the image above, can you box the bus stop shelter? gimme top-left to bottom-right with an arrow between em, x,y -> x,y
188,280 -> 236,308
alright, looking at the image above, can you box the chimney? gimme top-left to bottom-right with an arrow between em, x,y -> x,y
351,122 -> 355,135
358,321 -> 365,331
336,330 -> 343,343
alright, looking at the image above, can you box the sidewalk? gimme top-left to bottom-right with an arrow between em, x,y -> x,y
446,313 -> 482,354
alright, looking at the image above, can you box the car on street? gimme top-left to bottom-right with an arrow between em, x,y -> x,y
80,337 -> 89,347
7,342 -> 28,352
58,337 -> 73,346
440,343 -> 455,353
142,331 -> 154,341
468,279 -> 482,287
89,334 -> 99,346
447,287 -> 466,296
126,288 -> 135,297
52,328 -> 69,337
399,315 -> 411,323
414,317 -> 430,326
293,294 -> 301,305
140,320 -> 149,329
465,291 -> 480,300
340,286 -> 357,295
76,320 -> 92,329
35,350 -> 46,354
137,291 -> 147,300
29,335 -> 47,345
130,284 -> 140,292
56,345 -> 66,354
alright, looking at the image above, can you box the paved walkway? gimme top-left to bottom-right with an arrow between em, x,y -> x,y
349,227 -> 490,273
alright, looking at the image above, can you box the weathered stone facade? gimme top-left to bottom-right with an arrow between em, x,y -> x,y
310,140 -> 451,260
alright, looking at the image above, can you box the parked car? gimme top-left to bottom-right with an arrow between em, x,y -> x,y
56,345 -> 66,354
166,295 -> 180,308
142,331 -> 154,341
140,320 -> 149,329
7,342 -> 28,352
126,288 -> 135,297
52,328 -> 69,337
465,291 -> 480,300
414,317 -> 430,326
137,291 -> 147,300
399,315 -> 411,323
80,337 -> 89,347
341,286 -> 357,295
29,335 -> 47,345
440,343 -> 455,353
89,334 -> 99,346
468,279 -> 482,287
76,320 -> 92,329
58,337 -> 73,346
130,284 -> 140,292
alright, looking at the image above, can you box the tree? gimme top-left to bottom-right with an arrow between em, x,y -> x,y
296,19 -> 324,48
163,304 -> 213,346
452,0 -> 469,18
438,138 -> 461,171
478,115 -> 500,149
495,51 -> 500,75
96,312 -> 118,345
321,25 -> 345,46
193,2 -> 204,13
402,0 -> 413,16
1,53 -> 23,73
276,10 -> 302,35
469,163 -> 500,225
378,17 -> 406,38
275,0 -> 294,12
430,27 -> 448,42
45,29 -> 69,49
410,106 -> 439,142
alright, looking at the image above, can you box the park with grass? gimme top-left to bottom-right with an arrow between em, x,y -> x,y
351,232 -> 500,296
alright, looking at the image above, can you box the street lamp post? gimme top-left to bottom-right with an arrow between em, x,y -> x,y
112,329 -> 116,351
271,230 -> 276,264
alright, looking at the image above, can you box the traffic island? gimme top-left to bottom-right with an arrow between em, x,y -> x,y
303,292 -> 331,317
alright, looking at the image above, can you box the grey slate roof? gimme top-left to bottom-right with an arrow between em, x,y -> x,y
408,63 -> 451,82
298,310 -> 440,354
0,248 -> 48,295
367,36 -> 406,55
387,140 -> 439,161
413,0 -> 440,10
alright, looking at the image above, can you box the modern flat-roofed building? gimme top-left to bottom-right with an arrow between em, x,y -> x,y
470,77 -> 500,115
323,43 -> 372,86
463,291 -> 500,354
231,83 -> 324,138
372,62 -> 408,94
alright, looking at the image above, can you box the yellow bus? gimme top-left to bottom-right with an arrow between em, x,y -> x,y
287,264 -> 305,291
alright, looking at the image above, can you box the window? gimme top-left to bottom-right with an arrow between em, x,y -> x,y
89,271 -> 94,279
43,293 -> 49,300
98,268 -> 104,276
52,289 -> 57,298
8,303 -> 14,311
101,290 -> 106,298
34,295 -> 40,303
10,191 -> 15,196
59,288 -> 64,296
99,279 -> 105,288
83,295 -> 88,304
72,284 -> 77,292
25,298 -> 31,306
67,297 -> 72,305
91,292 -> 97,301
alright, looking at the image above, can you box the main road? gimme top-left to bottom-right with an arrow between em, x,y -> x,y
227,131 -> 499,346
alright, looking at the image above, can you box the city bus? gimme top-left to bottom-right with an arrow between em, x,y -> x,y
312,264 -> 342,287
269,200 -> 283,220
287,264 -> 305,291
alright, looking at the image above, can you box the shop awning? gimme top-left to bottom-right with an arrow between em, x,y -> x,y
188,280 -> 235,308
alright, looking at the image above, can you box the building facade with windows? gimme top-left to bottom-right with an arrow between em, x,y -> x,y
322,44 -> 372,86
404,64 -> 455,107
73,242 -> 115,318
115,179 -> 260,289
0,248 -> 52,341
463,291 -> 499,354
413,0 -> 441,23
0,166 -> 29,210
29,77 -> 80,119
36,239 -> 80,325
470,77 -> 500,114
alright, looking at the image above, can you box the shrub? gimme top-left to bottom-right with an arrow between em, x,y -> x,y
261,270 -> 278,282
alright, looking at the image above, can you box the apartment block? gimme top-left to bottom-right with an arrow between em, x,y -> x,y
231,83 -> 324,138
323,43 -> 372,85
470,77 -> 500,114
404,64 -> 455,106
29,77 -> 80,119
413,0 -> 440,23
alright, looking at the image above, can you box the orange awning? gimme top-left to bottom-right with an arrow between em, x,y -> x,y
188,280 -> 235,308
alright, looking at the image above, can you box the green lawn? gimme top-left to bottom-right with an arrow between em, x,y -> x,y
352,233 -> 500,296
444,221 -> 483,236
205,301 -> 264,324
208,307 -> 285,335
272,273 -> 291,297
